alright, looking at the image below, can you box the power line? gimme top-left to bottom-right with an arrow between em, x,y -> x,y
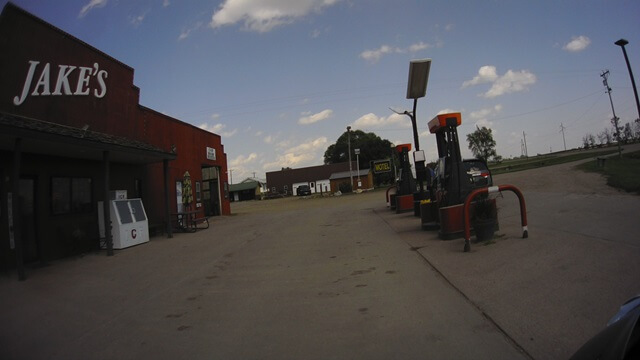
490,90 -> 603,122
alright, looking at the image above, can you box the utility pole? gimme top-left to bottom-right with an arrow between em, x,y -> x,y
229,169 -> 233,184
560,123 -> 567,151
522,131 -> 528,158
601,70 -> 622,158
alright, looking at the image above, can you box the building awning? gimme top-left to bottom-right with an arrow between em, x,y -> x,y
0,112 -> 176,164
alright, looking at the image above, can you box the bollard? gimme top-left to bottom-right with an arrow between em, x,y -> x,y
463,184 -> 528,252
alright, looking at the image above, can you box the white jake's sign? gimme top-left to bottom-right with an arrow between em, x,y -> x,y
13,60 -> 108,106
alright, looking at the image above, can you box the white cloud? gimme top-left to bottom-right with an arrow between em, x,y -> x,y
263,137 -> 328,170
475,118 -> 494,129
408,41 -> 430,52
286,137 -> 328,154
222,129 -> 238,137
462,65 -> 498,88
563,35 -> 591,52
163,0 -> 170,7
129,10 -> 149,27
469,104 -> 503,121
484,70 -> 536,98
179,22 -> 203,41
276,140 -> 292,149
210,0 -> 340,33
462,66 -> 536,98
230,153 -> 258,167
229,153 -> 260,182
298,109 -> 333,125
360,41 -> 432,63
352,112 -> 411,129
78,0 -> 107,18
360,45 -> 395,62
199,123 -> 224,133
437,108 -> 462,115
263,153 -> 316,170
199,123 -> 237,137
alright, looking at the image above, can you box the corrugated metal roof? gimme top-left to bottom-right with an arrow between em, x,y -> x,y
329,168 -> 370,180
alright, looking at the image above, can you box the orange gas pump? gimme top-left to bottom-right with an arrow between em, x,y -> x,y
428,112 -> 491,239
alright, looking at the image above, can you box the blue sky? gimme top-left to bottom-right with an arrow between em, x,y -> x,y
3,0 -> 639,182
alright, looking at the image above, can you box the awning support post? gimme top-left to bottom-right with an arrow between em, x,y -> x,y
103,151 -> 113,256
12,138 -> 25,281
164,159 -> 173,238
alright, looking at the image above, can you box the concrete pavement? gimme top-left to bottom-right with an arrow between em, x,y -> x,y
0,194 -> 527,360
377,150 -> 640,359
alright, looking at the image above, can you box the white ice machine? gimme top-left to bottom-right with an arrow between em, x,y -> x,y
105,198 -> 149,249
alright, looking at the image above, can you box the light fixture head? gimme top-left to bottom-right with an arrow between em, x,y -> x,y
406,59 -> 432,99
615,39 -> 629,47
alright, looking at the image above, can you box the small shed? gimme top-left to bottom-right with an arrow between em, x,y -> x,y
329,168 -> 373,192
229,179 -> 264,202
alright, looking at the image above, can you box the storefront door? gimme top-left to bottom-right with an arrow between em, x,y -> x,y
201,167 -> 221,217
19,177 -> 39,263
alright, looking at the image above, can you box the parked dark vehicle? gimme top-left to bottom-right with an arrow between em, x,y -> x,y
570,295 -> 640,359
463,159 -> 493,188
296,185 -> 311,196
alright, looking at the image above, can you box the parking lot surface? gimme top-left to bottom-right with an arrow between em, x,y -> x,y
2,147 -> 638,359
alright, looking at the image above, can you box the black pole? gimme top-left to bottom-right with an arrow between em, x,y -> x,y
409,98 -> 427,195
103,151 -> 113,256
13,138 -> 25,281
617,42 -> 640,120
410,98 -> 420,151
164,159 -> 173,238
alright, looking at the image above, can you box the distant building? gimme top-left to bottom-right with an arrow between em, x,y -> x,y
229,178 -> 265,202
329,168 -> 373,192
266,161 -> 372,196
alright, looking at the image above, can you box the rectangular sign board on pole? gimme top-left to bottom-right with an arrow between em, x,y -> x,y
373,160 -> 392,174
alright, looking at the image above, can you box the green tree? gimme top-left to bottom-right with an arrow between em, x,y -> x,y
324,130 -> 394,185
466,126 -> 498,162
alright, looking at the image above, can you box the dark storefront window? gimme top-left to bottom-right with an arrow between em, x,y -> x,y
51,177 -> 92,215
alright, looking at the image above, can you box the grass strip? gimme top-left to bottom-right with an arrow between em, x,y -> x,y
576,150 -> 640,194
490,149 -> 618,175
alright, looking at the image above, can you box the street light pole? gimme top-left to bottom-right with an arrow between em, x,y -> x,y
347,126 -> 353,191
355,148 -> 361,189
615,39 -> 640,121
405,59 -> 431,196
